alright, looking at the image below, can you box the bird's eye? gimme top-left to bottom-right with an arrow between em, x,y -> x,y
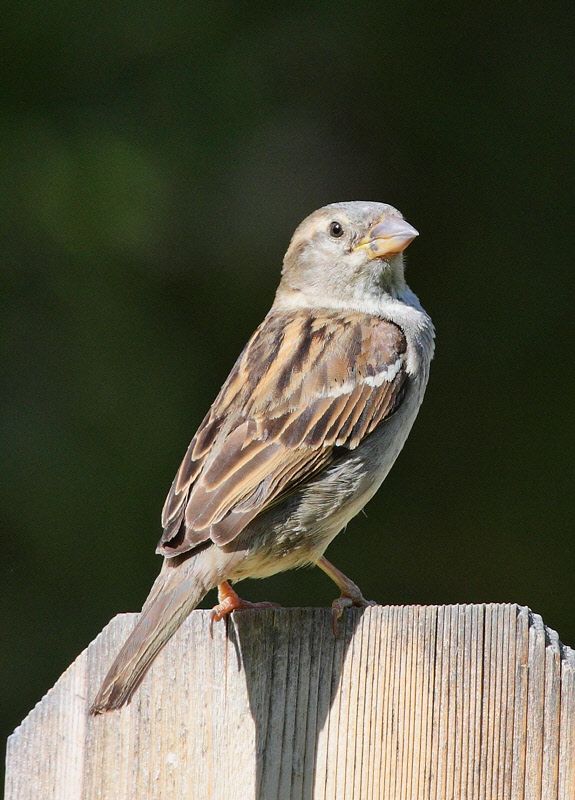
329,221 -> 344,238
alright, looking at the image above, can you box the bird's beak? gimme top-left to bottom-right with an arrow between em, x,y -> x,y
353,216 -> 419,259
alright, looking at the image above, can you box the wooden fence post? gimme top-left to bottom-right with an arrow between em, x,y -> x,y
5,604 -> 575,799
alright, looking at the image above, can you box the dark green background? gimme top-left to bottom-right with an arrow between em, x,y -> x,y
2,0 -> 574,772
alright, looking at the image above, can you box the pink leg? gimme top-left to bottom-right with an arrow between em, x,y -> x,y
317,556 -> 377,633
209,581 -> 281,635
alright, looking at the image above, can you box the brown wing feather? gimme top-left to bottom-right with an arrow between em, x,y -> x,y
158,309 -> 407,556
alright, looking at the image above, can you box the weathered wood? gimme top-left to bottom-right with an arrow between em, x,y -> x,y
5,604 -> 575,800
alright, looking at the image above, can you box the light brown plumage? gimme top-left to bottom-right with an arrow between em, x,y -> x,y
159,310 -> 407,554
90,201 -> 434,714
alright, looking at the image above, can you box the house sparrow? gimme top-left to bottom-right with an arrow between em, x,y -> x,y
91,201 -> 435,714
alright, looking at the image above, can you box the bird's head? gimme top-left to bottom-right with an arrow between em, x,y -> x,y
277,201 -> 418,308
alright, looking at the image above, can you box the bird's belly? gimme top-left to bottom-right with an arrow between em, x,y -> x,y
226,376 -> 425,582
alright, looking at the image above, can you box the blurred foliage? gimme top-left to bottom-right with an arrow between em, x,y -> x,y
1,0 -> 574,774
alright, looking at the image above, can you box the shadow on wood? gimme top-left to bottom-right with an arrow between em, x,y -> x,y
229,607 -> 362,799
5,604 -> 575,799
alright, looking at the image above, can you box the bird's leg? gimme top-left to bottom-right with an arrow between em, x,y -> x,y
317,556 -> 377,634
209,581 -> 281,636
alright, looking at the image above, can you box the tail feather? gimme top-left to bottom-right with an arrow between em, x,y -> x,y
90,548 -> 212,714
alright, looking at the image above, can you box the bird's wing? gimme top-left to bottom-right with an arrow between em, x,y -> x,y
157,309 -> 407,555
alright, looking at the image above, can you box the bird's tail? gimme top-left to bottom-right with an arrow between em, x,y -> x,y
90,546 -> 213,714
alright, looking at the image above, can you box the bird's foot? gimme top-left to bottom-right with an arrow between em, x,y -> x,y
209,581 -> 281,636
331,589 -> 377,633
331,589 -> 377,634
316,556 -> 378,634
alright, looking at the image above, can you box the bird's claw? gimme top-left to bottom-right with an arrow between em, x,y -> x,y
209,597 -> 282,637
331,594 -> 377,635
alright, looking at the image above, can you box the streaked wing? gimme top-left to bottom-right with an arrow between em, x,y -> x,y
158,310 -> 407,556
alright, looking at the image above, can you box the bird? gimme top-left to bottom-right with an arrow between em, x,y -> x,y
90,200 -> 435,714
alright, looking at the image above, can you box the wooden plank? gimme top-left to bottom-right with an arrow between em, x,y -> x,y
511,604 -> 530,800
6,604 -> 575,800
525,612 -> 547,800
542,625 -> 561,800
559,643 -> 575,800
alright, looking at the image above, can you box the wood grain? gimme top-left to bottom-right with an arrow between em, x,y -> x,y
6,604 -> 575,799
